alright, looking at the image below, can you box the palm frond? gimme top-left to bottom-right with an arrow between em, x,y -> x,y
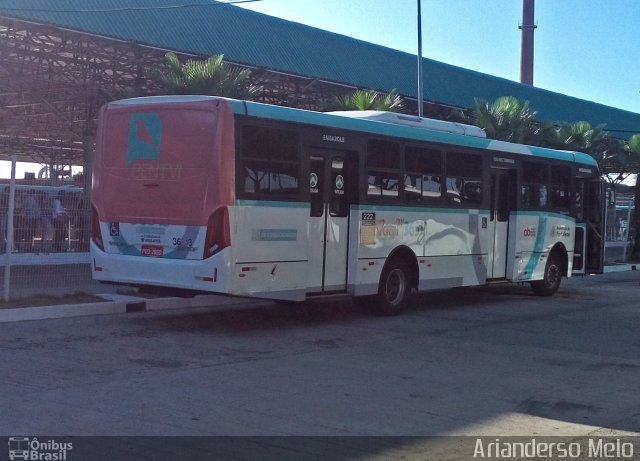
153,52 -> 256,99
326,88 -> 405,112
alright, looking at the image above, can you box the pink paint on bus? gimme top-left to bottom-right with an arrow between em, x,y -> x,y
92,97 -> 235,259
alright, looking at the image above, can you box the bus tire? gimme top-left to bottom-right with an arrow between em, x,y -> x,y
531,253 -> 562,296
376,258 -> 410,315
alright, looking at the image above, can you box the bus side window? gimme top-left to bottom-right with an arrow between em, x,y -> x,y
404,146 -> 442,203
550,166 -> 571,210
575,180 -> 585,222
445,152 -> 482,207
366,140 -> 400,200
240,125 -> 300,198
521,161 -> 548,208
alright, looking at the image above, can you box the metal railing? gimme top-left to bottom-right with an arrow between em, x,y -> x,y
0,178 -> 94,302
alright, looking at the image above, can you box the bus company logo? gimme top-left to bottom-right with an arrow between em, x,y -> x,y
126,112 -> 162,166
8,437 -> 73,460
523,226 -> 537,237
334,175 -> 345,194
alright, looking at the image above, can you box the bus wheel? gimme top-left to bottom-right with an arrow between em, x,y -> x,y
376,259 -> 410,315
531,254 -> 562,296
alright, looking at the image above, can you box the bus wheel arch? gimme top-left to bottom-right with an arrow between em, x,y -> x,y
531,243 -> 567,296
375,246 -> 418,315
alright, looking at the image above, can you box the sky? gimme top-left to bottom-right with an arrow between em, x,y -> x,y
236,0 -> 640,114
4,0 -> 639,179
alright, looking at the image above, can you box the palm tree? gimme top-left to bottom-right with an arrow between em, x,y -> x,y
556,121 -> 608,158
470,96 -> 537,143
524,120 -> 560,148
154,52 -> 258,99
327,88 -> 405,112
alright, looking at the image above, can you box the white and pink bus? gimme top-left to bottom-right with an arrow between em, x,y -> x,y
91,96 -> 605,314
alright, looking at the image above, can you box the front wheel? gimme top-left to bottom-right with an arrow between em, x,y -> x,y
531,254 -> 563,296
375,259 -> 411,315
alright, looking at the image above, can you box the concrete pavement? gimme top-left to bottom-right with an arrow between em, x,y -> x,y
1,270 -> 639,438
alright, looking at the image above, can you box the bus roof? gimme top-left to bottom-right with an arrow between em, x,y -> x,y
107,96 -> 599,169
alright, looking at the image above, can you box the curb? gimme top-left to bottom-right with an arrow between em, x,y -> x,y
0,300 -> 128,323
603,264 -> 637,273
0,294 -> 253,324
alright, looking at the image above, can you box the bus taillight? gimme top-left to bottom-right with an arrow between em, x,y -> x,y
204,206 -> 230,258
91,206 -> 104,251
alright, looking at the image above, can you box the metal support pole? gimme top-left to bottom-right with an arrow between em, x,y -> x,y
4,155 -> 16,302
417,0 -> 424,117
519,0 -> 536,85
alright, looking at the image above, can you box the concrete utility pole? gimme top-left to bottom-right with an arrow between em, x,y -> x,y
519,0 -> 536,85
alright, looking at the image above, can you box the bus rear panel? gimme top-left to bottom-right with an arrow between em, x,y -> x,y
91,96 -> 235,293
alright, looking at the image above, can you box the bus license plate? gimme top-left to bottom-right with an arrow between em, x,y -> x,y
141,245 -> 164,257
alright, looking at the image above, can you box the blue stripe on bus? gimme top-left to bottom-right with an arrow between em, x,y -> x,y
234,199 -> 309,208
234,200 -> 488,215
523,215 -> 548,278
511,210 -> 576,221
233,201 -> 580,222
353,204 -> 484,214
518,212 -> 574,279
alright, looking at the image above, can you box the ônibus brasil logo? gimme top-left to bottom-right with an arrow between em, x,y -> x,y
8,437 -> 73,460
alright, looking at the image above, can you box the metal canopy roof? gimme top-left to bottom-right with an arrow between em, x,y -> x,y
0,0 -> 638,168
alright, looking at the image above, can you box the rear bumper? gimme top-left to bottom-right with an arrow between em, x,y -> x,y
90,240 -> 232,294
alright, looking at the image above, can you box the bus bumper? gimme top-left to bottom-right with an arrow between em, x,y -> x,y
90,241 -> 232,294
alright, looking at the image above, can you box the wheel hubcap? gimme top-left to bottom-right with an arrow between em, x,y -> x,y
547,264 -> 560,287
385,268 -> 406,305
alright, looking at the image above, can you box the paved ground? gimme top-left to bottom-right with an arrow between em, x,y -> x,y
1,270 -> 639,443
1,269 -> 639,460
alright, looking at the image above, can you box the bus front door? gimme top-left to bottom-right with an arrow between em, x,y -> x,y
488,169 -> 516,279
308,150 -> 351,294
573,179 -> 606,275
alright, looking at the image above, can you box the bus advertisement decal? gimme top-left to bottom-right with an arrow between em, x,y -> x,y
360,212 -> 376,245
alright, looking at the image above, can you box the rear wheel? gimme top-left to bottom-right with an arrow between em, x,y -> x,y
531,254 -> 562,296
375,259 -> 411,315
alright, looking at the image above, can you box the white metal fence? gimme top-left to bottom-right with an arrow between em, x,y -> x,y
0,177 -> 96,302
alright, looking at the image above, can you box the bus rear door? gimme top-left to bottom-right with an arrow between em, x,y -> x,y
307,150 -> 353,294
488,168 -> 517,278
573,179 -> 606,275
